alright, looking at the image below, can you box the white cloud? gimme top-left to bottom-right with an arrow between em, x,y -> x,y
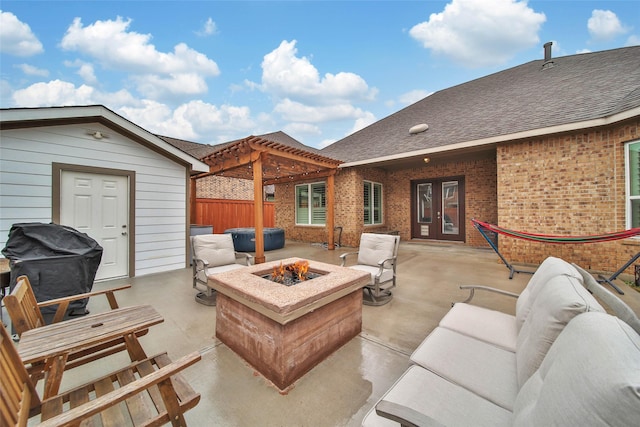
12,80 -> 96,106
283,122 -> 321,136
626,35 -> 640,47
348,111 -> 376,135
197,17 -> 218,36
273,98 -> 370,123
17,63 -> 49,77
260,40 -> 377,104
409,0 -> 546,67
76,63 -> 98,85
588,10 -> 628,42
0,11 -> 44,56
120,99 -> 256,144
60,17 -> 220,98
132,73 -> 210,98
398,89 -> 431,106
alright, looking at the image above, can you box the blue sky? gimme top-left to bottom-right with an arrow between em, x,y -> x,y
1,1 -> 638,149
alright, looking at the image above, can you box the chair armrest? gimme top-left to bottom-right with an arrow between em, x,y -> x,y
457,285 -> 520,304
235,252 -> 253,266
377,256 -> 397,269
36,351 -> 202,427
37,285 -> 132,323
339,252 -> 358,266
376,400 -> 445,427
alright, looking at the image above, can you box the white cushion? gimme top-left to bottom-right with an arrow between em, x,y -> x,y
439,303 -> 518,352
349,264 -> 394,286
515,274 -> 605,387
410,327 -> 519,411
192,234 -> 237,267
357,233 -> 397,267
515,256 -> 582,331
514,312 -> 640,427
362,365 -> 512,427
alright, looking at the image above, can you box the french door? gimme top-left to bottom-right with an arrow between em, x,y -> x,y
411,177 -> 465,242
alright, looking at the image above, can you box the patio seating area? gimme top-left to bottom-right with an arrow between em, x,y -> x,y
4,240 -> 640,426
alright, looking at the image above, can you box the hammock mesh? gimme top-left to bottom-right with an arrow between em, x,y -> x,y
472,219 -> 640,244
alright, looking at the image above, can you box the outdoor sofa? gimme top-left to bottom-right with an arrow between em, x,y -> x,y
362,257 -> 640,426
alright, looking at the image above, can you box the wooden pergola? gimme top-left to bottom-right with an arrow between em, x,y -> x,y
192,135 -> 342,263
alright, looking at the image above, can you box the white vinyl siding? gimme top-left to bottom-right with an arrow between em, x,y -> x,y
295,182 -> 326,225
0,124 -> 189,277
364,181 -> 383,225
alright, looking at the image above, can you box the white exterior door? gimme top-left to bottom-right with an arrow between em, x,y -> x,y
60,171 -> 129,280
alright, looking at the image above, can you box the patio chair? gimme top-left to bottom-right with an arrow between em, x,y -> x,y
340,233 -> 400,306
0,322 -> 201,427
191,234 -> 252,306
5,275 -> 131,337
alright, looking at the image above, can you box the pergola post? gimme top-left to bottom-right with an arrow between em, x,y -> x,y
327,172 -> 335,250
253,152 -> 266,264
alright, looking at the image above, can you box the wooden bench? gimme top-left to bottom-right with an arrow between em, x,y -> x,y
1,321 -> 202,426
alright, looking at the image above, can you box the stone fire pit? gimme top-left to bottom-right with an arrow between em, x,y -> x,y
208,257 -> 370,391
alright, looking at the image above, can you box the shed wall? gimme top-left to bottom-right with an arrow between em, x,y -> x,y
0,123 -> 189,277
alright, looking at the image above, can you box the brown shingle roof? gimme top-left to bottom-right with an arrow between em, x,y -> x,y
159,131 -> 319,160
321,46 -> 640,163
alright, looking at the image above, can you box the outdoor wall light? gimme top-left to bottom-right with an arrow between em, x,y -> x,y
423,157 -> 430,164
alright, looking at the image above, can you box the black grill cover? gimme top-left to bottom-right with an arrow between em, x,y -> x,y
2,223 -> 103,316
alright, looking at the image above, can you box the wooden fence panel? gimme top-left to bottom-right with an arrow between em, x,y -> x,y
194,198 -> 275,233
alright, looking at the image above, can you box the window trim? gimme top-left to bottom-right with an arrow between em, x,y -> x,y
625,140 -> 640,230
295,182 -> 326,226
364,180 -> 383,226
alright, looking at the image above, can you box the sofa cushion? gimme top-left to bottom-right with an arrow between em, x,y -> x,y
192,234 -> 237,267
410,327 -> 519,411
439,303 -> 518,352
515,274 -> 605,387
513,312 -> 640,427
515,256 -> 582,331
362,365 -> 513,427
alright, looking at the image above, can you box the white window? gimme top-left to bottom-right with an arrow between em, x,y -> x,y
364,181 -> 383,225
626,140 -> 640,228
296,182 -> 326,225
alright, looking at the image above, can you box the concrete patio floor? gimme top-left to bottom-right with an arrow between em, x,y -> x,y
8,240 -> 640,426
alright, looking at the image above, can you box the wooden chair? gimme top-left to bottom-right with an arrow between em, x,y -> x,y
0,322 -> 201,427
4,275 -> 146,381
5,275 -> 131,336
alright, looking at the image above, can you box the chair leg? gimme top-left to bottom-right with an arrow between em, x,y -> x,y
362,286 -> 393,306
194,279 -> 217,306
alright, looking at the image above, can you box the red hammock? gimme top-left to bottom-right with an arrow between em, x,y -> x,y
471,219 -> 640,244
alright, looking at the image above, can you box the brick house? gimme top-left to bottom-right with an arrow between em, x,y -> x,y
277,45 -> 640,275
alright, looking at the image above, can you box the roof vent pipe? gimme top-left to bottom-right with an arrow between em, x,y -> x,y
544,41 -> 553,62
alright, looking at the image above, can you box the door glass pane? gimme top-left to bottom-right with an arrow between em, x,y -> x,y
442,181 -> 459,235
417,183 -> 432,224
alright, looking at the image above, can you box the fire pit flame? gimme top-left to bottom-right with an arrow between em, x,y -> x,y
270,260 -> 315,285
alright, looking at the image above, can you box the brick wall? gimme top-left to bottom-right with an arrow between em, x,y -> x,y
497,119 -> 640,274
388,155 -> 497,246
274,154 -> 498,248
196,176 -> 254,200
